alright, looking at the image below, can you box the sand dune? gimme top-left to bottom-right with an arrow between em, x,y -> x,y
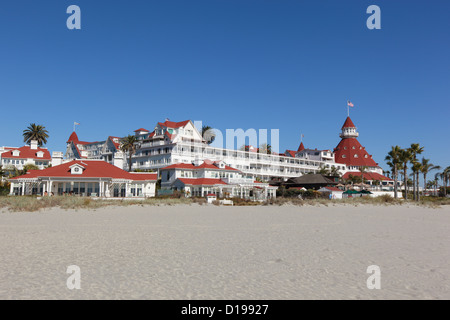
0,204 -> 449,299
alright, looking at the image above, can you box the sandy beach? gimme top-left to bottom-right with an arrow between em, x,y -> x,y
0,204 -> 449,300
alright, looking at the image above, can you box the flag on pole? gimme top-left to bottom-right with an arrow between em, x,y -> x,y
74,122 -> 80,126
347,101 -> 354,107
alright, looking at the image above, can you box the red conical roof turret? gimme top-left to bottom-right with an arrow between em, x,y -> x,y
67,132 -> 79,143
341,117 -> 356,129
297,142 -> 305,152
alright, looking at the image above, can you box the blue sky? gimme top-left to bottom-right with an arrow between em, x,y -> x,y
0,0 -> 449,172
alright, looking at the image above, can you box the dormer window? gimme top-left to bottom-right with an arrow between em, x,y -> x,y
342,155 -> 346,158
12,150 -> 20,157
36,151 -> 44,158
354,154 -> 358,158
70,164 -> 85,175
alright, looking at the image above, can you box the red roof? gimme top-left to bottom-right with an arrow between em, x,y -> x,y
108,136 -> 121,149
158,120 -> 190,129
177,178 -> 228,186
161,162 -> 239,171
341,117 -> 356,129
334,138 -> 378,167
297,142 -> 305,152
10,160 -> 157,181
285,150 -> 296,157
342,171 -> 391,181
164,131 -> 175,139
67,132 -> 79,143
1,146 -> 51,160
66,132 -> 92,145
134,128 -> 149,133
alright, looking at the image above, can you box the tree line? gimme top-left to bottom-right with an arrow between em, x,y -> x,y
385,143 -> 449,200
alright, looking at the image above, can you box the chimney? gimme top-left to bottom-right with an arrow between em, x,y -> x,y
30,140 -> 38,150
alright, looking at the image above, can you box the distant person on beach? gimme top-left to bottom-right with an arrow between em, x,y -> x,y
44,191 -> 48,196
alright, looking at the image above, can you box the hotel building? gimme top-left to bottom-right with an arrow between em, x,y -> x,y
65,119 -> 348,181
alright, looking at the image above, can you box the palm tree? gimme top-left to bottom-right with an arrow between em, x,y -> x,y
330,166 -> 341,177
411,161 -> 422,201
434,172 -> 440,196
258,143 -> 272,155
359,166 -> 368,188
408,143 -> 424,200
201,125 -> 216,145
317,165 -> 331,175
399,148 -> 411,200
385,146 -> 402,199
420,159 -> 439,196
120,135 -> 139,172
441,166 -> 450,197
23,123 -> 49,147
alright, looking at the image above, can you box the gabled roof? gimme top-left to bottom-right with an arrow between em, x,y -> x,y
66,131 -> 96,145
286,174 -> 337,185
176,178 -> 228,186
334,138 -> 378,167
342,171 -> 391,181
285,150 -> 296,157
108,136 -> 122,149
1,146 -> 51,160
134,128 -> 149,133
164,131 -> 175,140
67,132 -> 79,143
341,117 -> 356,129
157,120 -> 190,129
10,160 -> 157,181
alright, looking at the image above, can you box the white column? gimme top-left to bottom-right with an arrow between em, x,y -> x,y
10,182 -> 14,195
21,182 -> 25,196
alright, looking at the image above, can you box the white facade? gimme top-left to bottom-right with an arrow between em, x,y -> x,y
64,120 -> 349,181
127,120 -> 347,181
160,159 -> 278,199
0,141 -> 63,171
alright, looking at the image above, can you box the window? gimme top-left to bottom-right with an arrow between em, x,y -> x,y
342,155 -> 346,158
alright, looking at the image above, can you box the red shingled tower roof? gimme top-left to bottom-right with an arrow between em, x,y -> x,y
334,117 -> 378,167
341,117 -> 356,129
